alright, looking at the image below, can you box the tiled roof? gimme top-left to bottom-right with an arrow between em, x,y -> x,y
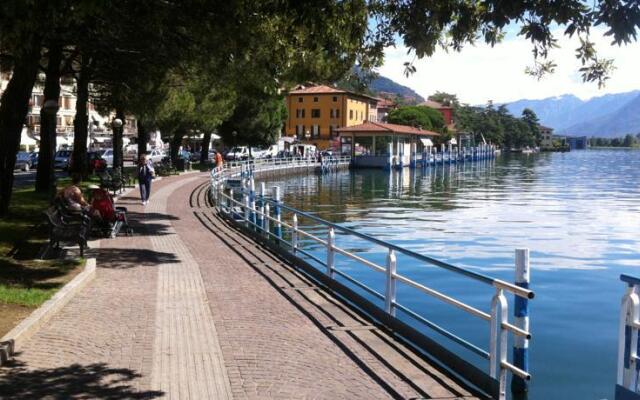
336,121 -> 440,136
420,100 -> 453,109
288,84 -> 379,101
288,85 -> 346,94
376,98 -> 396,108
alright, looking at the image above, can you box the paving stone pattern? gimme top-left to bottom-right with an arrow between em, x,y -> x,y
0,173 -> 482,400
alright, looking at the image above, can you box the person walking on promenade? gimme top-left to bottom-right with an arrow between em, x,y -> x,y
138,153 -> 155,205
215,151 -> 223,169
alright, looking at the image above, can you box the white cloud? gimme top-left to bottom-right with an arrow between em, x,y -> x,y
378,27 -> 640,105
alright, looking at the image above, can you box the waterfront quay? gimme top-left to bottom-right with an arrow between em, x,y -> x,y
0,171 -> 485,399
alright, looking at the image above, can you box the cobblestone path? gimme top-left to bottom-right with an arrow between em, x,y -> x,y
0,173 -> 482,400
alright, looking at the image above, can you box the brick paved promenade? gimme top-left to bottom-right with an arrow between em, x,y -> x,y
0,173 -> 482,399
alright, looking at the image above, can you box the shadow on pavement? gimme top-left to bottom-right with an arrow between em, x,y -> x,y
0,360 -> 163,399
97,248 -> 179,269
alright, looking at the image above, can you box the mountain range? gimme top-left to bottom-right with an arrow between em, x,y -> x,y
504,91 -> 640,138
364,71 -> 639,138
369,75 -> 425,103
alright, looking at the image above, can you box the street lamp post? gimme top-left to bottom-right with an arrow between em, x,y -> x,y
305,130 -> 311,141
112,118 -> 123,170
232,130 -> 238,148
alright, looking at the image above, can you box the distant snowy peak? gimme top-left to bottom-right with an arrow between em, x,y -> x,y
504,91 -> 640,137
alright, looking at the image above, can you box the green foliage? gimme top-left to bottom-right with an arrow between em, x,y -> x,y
455,103 -> 540,149
371,0 -> 640,86
387,106 -> 445,131
589,135 -> 639,148
428,92 -> 459,107
218,93 -> 287,147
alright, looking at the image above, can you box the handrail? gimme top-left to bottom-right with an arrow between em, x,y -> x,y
264,197 -> 533,300
210,157 -> 533,400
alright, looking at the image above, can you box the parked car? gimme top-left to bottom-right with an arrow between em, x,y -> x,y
148,149 -> 165,163
264,145 -> 280,158
67,151 -> 107,173
250,147 -> 269,159
225,146 -> 248,161
190,151 -> 202,162
29,152 -> 38,168
14,152 -> 33,171
54,150 -> 72,170
100,148 -> 114,167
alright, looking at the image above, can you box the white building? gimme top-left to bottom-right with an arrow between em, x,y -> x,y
0,72 -> 137,152
539,125 -> 554,149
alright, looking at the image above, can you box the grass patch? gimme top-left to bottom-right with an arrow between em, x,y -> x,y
0,186 -> 84,311
0,285 -> 61,307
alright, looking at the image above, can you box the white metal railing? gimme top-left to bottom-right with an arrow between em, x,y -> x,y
209,158 -> 533,400
616,275 -> 640,399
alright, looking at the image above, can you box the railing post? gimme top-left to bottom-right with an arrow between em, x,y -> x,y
385,249 -> 397,316
264,203 -> 270,235
273,186 -> 282,240
326,227 -> 335,278
490,288 -> 509,400
618,282 -> 640,389
257,182 -> 265,230
512,249 -> 531,394
249,177 -> 256,228
292,213 -> 298,254
243,181 -> 250,226
228,188 -> 234,215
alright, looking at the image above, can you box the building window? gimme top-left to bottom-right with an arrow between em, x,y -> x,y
313,97 -> 318,102
298,97 -> 303,103
296,109 -> 306,118
349,110 -> 353,120
311,109 -> 320,118
296,124 -> 304,139
329,125 -> 339,139
312,125 -> 320,138
336,109 -> 340,118
333,96 -> 338,102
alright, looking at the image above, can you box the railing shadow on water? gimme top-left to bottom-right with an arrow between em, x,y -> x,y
209,156 -> 534,400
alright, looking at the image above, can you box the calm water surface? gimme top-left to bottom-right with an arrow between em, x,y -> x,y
262,149 -> 640,400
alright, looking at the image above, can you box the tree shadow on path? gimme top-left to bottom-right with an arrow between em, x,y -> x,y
0,359 -> 164,399
97,247 -> 180,269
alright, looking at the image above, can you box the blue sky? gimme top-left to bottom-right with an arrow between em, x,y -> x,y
377,26 -> 640,105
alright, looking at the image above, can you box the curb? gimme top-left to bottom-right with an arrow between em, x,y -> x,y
0,258 -> 97,366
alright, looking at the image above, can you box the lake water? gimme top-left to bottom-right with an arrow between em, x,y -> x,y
262,149 -> 640,400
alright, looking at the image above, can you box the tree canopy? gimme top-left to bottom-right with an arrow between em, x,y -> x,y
456,103 -> 540,149
1,0 -> 640,214
387,106 -> 445,132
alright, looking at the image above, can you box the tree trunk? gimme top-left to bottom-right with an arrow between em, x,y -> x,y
170,130 -> 183,165
0,42 -> 41,215
35,45 -> 63,193
112,108 -> 125,170
71,64 -> 90,178
137,119 -> 148,157
200,131 -> 211,163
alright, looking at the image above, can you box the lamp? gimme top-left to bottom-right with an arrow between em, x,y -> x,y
305,130 -> 311,140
